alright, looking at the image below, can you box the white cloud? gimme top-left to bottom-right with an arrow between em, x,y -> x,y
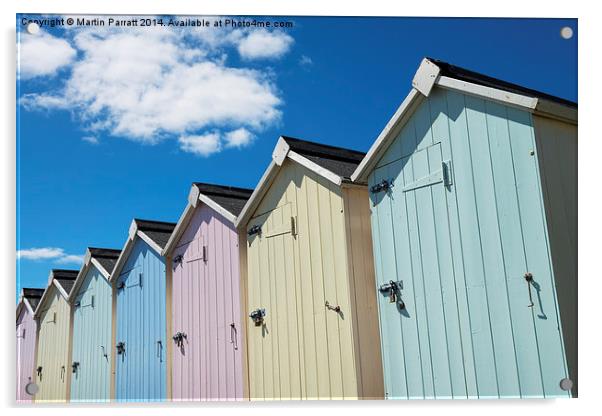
178,132 -> 222,157
55,254 -> 85,264
299,55 -> 313,67
82,136 -> 99,144
17,247 -> 83,264
22,28 -> 283,144
225,128 -> 255,148
237,30 -> 294,60
18,30 -> 77,79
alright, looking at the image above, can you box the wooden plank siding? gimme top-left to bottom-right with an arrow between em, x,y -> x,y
34,287 -> 72,402
114,238 -> 167,402
244,160 -> 384,400
367,87 -> 571,399
70,265 -> 112,402
170,204 -> 244,401
16,306 -> 37,403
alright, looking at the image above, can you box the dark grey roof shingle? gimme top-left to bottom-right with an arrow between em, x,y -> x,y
134,219 -> 176,250
51,269 -> 79,296
22,288 -> 44,311
281,136 -> 366,181
193,183 -> 253,217
427,57 -> 577,108
88,247 -> 122,274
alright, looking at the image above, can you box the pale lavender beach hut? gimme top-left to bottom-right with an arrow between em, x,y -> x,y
16,288 -> 44,402
162,182 -> 253,401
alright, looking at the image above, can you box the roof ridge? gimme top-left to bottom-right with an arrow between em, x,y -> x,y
426,57 -> 577,108
281,136 -> 366,162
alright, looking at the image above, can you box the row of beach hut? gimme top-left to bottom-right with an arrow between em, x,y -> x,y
16,58 -> 577,402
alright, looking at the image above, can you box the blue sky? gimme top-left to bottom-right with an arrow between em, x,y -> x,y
16,15 -> 577,299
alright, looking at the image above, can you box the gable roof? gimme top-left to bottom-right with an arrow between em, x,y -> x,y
68,247 -> 122,302
89,247 -> 122,275
235,136 -> 366,228
17,287 -> 44,318
351,57 -> 578,183
162,182 -> 253,256
110,218 -> 176,282
34,269 -> 79,317
23,288 -> 44,312
428,57 -> 577,108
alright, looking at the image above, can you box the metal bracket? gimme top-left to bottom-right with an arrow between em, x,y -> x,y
370,179 -> 393,194
248,225 -> 262,237
379,280 -> 405,309
249,308 -> 266,326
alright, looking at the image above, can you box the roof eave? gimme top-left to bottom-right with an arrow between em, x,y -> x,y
235,136 -> 346,228
351,57 -> 577,183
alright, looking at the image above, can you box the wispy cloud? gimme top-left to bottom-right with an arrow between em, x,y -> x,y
18,17 -> 296,156
225,128 -> 255,148
299,54 -> 313,68
82,136 -> 99,145
178,132 -> 222,157
237,30 -> 294,60
18,30 -> 76,79
17,247 -> 84,264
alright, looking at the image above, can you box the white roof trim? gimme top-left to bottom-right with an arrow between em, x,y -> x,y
137,230 -> 164,256
23,297 -> 35,315
235,159 -> 279,229
67,249 -> 113,303
109,220 -> 139,283
288,150 -> 342,186
351,59 -> 577,183
436,75 -> 539,110
53,279 -> 70,300
235,136 -> 348,228
351,88 -> 424,183
91,257 -> 111,280
198,194 -> 237,224
412,58 -> 441,96
162,200 -> 195,257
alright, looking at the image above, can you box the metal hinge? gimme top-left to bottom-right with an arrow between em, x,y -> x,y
370,179 -> 393,194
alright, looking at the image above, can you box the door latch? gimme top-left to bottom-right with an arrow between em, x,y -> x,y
72,361 -> 79,373
379,280 -> 405,309
36,366 -> 42,377
116,341 -> 125,355
370,179 -> 393,194
249,308 -> 266,326
525,272 -> 534,308
325,301 -> 341,313
172,331 -> 187,348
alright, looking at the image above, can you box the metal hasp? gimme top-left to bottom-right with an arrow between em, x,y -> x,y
370,179 -> 393,194
248,225 -> 262,237
249,308 -> 266,326
117,281 -> 125,290
36,366 -> 42,377
173,254 -> 183,265
172,331 -> 187,348
72,361 -> 80,373
379,280 -> 405,309
116,341 -> 126,355
230,323 -> 238,350
525,272 -> 534,308
325,301 -> 341,313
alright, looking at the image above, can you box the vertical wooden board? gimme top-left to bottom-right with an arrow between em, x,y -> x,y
273,214 -> 290,398
246,223 -> 263,400
317,180 -> 344,399
305,176 -> 331,399
427,90 -> 470,398
445,90 -> 499,397
484,101 -> 545,397
343,186 -> 383,399
464,96 -> 521,397
403,152 -> 436,399
413,145 -> 454,397
295,171 -> 318,399
70,266 -> 112,402
371,163 -> 410,399
506,108 -> 569,398
283,186 -> 303,399
532,115 -> 577,397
